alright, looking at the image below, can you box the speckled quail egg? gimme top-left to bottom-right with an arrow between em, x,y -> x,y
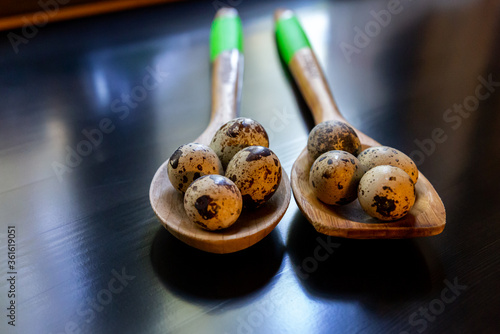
358,165 -> 416,221
358,146 -> 419,183
184,175 -> 242,230
307,120 -> 362,160
210,117 -> 269,168
309,150 -> 364,205
225,146 -> 282,208
167,143 -> 223,193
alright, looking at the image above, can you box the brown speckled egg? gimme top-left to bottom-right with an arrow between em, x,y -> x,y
358,146 -> 418,183
307,120 -> 362,160
210,117 -> 269,168
167,143 -> 223,193
184,175 -> 242,230
309,150 -> 363,205
358,165 -> 416,221
225,146 -> 282,208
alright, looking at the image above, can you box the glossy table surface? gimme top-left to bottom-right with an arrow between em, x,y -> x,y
1,0 -> 499,333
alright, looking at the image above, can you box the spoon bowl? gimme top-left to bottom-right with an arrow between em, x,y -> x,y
292,146 -> 445,238
150,156 -> 290,253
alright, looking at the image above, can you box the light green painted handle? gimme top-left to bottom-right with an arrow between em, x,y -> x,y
275,12 -> 311,64
210,10 -> 244,62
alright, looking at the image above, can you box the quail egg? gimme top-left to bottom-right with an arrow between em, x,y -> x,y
309,150 -> 363,205
210,117 -> 269,168
358,165 -> 416,221
184,175 -> 242,230
225,146 -> 282,208
358,146 -> 419,183
307,120 -> 362,160
167,143 -> 223,193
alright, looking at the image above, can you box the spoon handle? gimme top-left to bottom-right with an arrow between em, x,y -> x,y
196,8 -> 244,144
275,9 -> 345,125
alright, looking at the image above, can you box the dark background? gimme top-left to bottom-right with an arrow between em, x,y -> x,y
1,0 -> 499,333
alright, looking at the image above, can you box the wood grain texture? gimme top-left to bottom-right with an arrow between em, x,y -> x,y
0,0 -> 177,31
150,47 -> 291,253
292,146 -> 445,238
285,39 -> 446,238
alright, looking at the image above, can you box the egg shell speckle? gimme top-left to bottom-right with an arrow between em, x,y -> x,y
307,120 -> 361,161
225,146 -> 282,208
358,146 -> 419,183
184,175 -> 242,231
210,117 -> 269,168
309,150 -> 363,205
167,143 -> 223,193
358,165 -> 416,221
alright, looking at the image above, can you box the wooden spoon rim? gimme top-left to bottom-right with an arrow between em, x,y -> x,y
291,145 -> 446,239
150,159 -> 291,253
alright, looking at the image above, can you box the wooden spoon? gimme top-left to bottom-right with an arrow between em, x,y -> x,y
275,9 -> 445,238
149,8 -> 291,254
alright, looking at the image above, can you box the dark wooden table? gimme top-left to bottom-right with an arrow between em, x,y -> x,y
1,0 -> 499,333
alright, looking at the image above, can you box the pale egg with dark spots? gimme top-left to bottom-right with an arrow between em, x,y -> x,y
225,146 -> 282,208
184,175 -> 242,230
309,150 -> 363,205
358,146 -> 419,183
307,120 -> 361,160
358,165 -> 416,221
210,117 -> 269,168
167,143 -> 223,193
